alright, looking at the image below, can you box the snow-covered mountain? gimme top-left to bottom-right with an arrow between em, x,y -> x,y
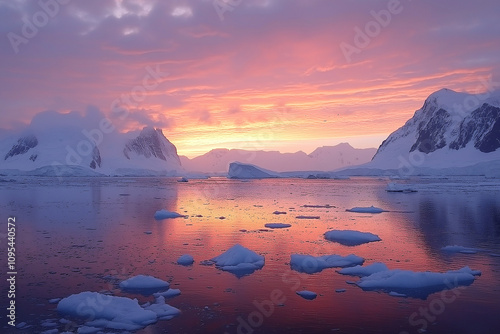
0,110 -> 183,176
180,144 -> 376,173
366,88 -> 500,173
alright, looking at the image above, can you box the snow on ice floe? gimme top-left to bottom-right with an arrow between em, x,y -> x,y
177,254 -> 195,265
208,244 -> 265,277
290,254 -> 364,274
385,183 -> 418,192
154,289 -> 181,299
441,245 -> 480,254
356,266 -> 481,299
324,230 -> 381,246
337,262 -> 389,277
154,209 -> 186,220
119,275 -> 170,294
296,290 -> 317,300
57,291 -> 180,331
265,223 -> 291,229
346,205 -> 385,213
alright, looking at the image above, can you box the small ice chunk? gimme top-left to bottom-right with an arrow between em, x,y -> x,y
154,289 -> 181,298
296,290 -> 317,300
346,206 -> 385,213
356,266 -> 480,299
264,223 -> 291,229
144,231 -> 152,235
144,296 -> 181,320
295,215 -> 320,219
335,289 -> 347,293
273,211 -> 287,215
210,244 -> 265,276
177,254 -> 195,266
324,230 -> 381,246
119,275 -> 170,294
386,183 -> 418,192
441,245 -> 479,254
48,298 -> 61,304
290,254 -> 364,274
154,209 -> 185,220
338,262 -> 389,277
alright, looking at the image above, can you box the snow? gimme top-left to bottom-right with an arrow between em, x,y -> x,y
296,290 -> 317,300
119,275 -> 170,293
143,296 -> 181,320
264,223 -> 291,228
209,244 -> 265,276
386,183 -> 418,192
324,230 -> 381,246
346,206 -> 385,213
356,266 -> 481,299
57,291 -> 160,331
154,209 -> 185,220
441,245 -> 479,254
290,254 -> 364,274
177,254 -> 195,265
337,262 -> 389,277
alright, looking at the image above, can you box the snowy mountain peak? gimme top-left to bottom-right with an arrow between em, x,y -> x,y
123,127 -> 180,164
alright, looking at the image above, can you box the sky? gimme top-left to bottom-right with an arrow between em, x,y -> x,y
1,0 -> 499,158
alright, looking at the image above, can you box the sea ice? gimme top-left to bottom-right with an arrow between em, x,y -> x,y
441,245 -> 479,254
296,290 -> 317,300
154,209 -> 185,220
264,223 -> 292,228
154,289 -> 181,299
385,183 -> 418,192
324,230 -> 381,246
144,296 -> 181,320
177,254 -> 195,265
57,292 -> 159,331
290,254 -> 364,274
356,266 -> 481,299
337,262 -> 389,277
346,206 -> 385,213
119,275 -> 170,294
209,244 -> 265,276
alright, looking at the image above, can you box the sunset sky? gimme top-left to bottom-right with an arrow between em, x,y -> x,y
1,0 -> 499,157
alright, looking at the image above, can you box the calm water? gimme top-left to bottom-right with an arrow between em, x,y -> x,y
1,177 -> 500,333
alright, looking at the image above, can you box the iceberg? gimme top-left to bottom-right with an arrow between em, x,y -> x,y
154,209 -> 186,220
264,223 -> 292,229
119,275 -> 170,295
228,162 -> 280,179
346,206 -> 385,213
209,244 -> 265,277
290,254 -> 364,274
296,290 -> 317,300
324,230 -> 381,246
337,262 -> 389,277
356,266 -> 481,299
177,254 -> 195,265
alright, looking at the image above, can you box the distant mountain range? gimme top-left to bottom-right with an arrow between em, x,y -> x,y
180,144 -> 376,173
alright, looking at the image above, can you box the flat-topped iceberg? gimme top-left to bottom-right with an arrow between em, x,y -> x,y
346,206 -> 385,213
57,291 -> 179,331
356,266 -> 481,299
324,230 -> 381,246
338,262 -> 389,277
119,275 -> 170,295
290,254 -> 364,274
209,244 -> 265,277
154,209 -> 186,220
265,223 -> 291,229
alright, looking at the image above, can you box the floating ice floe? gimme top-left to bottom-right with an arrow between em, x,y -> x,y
356,266 -> 481,299
177,177 -> 189,182
119,275 -> 170,295
346,205 -> 385,213
154,209 -> 186,220
264,223 -> 291,229
154,289 -> 181,299
385,183 -> 418,192
337,262 -> 389,277
57,291 -> 180,331
295,215 -> 320,219
273,211 -> 287,215
302,204 -> 335,208
208,244 -> 265,277
296,290 -> 317,300
177,254 -> 195,265
290,254 -> 364,274
324,230 -> 381,246
441,245 -> 480,254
